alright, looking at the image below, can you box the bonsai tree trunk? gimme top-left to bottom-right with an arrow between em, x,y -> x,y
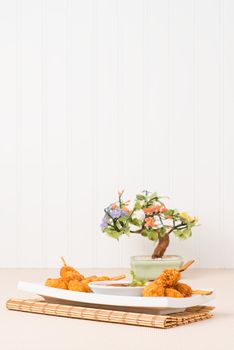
152,234 -> 170,259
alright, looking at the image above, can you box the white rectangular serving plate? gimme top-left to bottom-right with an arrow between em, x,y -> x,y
17,281 -> 215,315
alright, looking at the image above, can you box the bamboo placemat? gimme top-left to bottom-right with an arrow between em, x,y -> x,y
6,298 -> 214,329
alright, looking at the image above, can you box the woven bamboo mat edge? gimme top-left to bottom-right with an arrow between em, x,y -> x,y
6,298 -> 214,329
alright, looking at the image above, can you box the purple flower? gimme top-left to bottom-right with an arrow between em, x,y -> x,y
100,217 -> 108,229
109,208 -> 122,219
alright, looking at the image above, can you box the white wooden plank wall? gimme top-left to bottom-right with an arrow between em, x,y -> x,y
0,0 -> 233,268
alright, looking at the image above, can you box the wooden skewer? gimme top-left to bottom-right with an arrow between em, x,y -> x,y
60,256 -> 67,266
178,260 -> 195,272
192,290 -> 213,295
110,274 -> 126,281
86,275 -> 97,279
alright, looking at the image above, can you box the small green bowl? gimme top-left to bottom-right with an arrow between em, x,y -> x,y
130,255 -> 184,281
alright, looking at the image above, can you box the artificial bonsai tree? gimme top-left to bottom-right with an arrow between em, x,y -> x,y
101,190 -> 198,259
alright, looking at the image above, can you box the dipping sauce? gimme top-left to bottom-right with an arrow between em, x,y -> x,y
105,283 -> 131,287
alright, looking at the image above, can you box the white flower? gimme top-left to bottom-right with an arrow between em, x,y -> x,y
132,209 -> 145,221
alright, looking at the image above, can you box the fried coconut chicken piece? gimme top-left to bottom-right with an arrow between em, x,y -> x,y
143,268 -> 182,297
142,282 -> 165,297
157,269 -> 181,288
68,280 -> 91,293
45,278 -> 67,289
142,261 -> 196,297
165,288 -> 184,298
60,257 -> 84,282
175,282 -> 192,297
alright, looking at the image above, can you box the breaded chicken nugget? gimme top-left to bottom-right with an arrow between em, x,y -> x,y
175,282 -> 192,297
157,269 -> 181,287
142,282 -> 165,297
60,257 -> 84,282
45,278 -> 67,289
165,288 -> 183,298
61,270 -> 84,282
68,280 -> 91,293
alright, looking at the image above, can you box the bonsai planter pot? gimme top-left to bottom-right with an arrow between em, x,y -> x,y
130,255 -> 184,281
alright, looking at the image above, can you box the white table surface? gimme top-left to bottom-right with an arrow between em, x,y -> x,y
1,268 -> 234,350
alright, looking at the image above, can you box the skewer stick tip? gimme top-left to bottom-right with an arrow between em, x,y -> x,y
60,256 -> 67,266
192,290 -> 213,295
178,260 -> 195,272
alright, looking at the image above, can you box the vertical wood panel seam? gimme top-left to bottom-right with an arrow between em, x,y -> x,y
168,0 -> 175,197
193,0 -> 199,265
141,0 -> 145,192
115,0 -> 122,266
219,0 -> 224,267
168,0 -> 170,195
92,0 -> 98,267
41,0 -> 47,267
66,0 -> 72,261
142,0 -> 147,192
16,0 -> 22,266
141,0 -> 147,255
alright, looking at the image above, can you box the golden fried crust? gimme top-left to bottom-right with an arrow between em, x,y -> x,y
60,266 -> 75,277
142,282 -> 165,297
68,280 -> 91,293
175,282 -> 192,297
60,266 -> 84,282
165,288 -> 184,298
156,269 -> 181,287
45,278 -> 68,289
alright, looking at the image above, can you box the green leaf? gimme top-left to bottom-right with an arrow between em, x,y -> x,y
130,218 -> 142,227
164,209 -> 174,216
130,271 -> 147,286
115,221 -> 123,230
122,227 -> 130,236
104,227 -> 122,240
174,228 -> 192,240
147,231 -> 159,241
118,216 -> 128,224
141,230 -> 148,237
134,201 -> 142,210
148,192 -> 158,201
136,194 -> 146,201
158,227 -> 167,237
185,228 -> 192,238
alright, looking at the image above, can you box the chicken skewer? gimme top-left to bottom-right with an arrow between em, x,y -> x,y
45,258 -> 126,292
60,256 -> 84,282
179,261 -> 212,295
143,260 -> 212,297
61,257 -> 126,282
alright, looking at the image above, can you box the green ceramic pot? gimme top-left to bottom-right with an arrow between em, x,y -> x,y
130,255 -> 184,281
